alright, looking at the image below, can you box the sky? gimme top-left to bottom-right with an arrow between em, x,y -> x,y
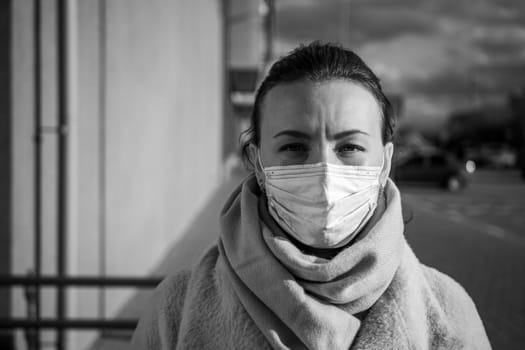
273,0 -> 525,132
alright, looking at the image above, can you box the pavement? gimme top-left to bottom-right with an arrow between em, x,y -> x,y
94,168 -> 525,350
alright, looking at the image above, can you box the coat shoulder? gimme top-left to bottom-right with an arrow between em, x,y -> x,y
130,269 -> 192,349
156,269 -> 193,312
420,264 -> 492,349
420,264 -> 474,314
145,245 -> 220,318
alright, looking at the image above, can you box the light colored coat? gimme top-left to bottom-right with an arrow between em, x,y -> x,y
131,177 -> 491,349
130,243 -> 490,349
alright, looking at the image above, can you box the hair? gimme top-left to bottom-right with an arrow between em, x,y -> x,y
240,41 -> 396,169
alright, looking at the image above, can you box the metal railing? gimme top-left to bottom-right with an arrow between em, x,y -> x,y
0,274 -> 162,350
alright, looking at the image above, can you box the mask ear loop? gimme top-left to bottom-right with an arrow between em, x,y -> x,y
378,153 -> 388,186
378,154 -> 388,203
254,149 -> 266,192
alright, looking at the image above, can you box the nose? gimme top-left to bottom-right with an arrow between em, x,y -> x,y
308,142 -> 341,165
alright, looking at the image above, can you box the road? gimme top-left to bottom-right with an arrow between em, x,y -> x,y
401,169 -> 525,350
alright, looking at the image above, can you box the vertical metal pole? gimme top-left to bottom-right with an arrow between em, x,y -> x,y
56,0 -> 68,349
32,0 -> 42,348
262,0 -> 275,68
221,0 -> 231,161
98,0 -> 107,323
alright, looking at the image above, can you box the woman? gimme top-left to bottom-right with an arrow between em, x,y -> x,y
131,42 -> 491,349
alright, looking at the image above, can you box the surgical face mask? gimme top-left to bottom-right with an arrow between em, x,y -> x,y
257,154 -> 383,249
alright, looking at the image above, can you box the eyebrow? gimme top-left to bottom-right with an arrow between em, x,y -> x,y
332,129 -> 370,139
273,130 -> 312,139
273,129 -> 370,140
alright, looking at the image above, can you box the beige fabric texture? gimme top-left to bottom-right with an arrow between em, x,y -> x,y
131,176 -> 491,350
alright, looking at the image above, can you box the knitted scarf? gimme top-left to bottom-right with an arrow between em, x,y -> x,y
218,175 -> 405,350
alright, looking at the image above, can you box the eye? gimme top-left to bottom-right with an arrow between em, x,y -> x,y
278,143 -> 309,153
336,143 -> 365,156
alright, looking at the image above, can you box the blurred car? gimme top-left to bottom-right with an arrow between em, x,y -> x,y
391,150 -> 471,192
463,143 -> 517,169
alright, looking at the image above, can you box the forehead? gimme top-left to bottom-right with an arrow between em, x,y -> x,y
259,80 -> 383,138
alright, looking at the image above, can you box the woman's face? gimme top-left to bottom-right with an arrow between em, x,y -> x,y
250,80 -> 393,184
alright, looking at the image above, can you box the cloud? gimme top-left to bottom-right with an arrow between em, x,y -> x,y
405,73 -> 484,97
276,0 -> 438,46
275,1 -> 347,43
356,32 -> 482,91
346,7 -> 438,45
272,0 -> 525,125
425,0 -> 525,26
472,61 -> 525,91
470,25 -> 525,63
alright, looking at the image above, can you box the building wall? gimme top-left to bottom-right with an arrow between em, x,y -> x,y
10,0 -> 224,348
89,0 -> 224,316
11,3 -> 37,349
0,3 -> 12,345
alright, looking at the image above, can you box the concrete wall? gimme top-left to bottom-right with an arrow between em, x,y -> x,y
11,2 -> 37,349
76,0 -> 224,321
10,0 -> 225,348
0,3 -> 12,347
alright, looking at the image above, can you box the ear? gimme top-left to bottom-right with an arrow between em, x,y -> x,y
380,142 -> 394,187
247,143 -> 265,190
247,143 -> 259,171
